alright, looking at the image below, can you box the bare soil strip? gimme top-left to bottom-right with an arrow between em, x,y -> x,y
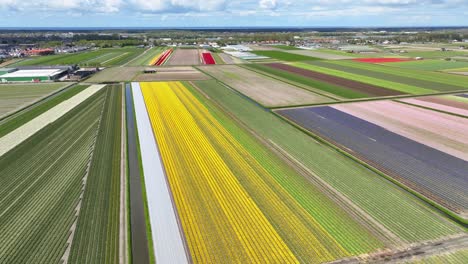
167,49 -> 200,66
134,67 -> 209,81
266,63 -> 405,96
199,65 -> 331,107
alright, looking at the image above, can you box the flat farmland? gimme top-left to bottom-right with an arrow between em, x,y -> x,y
127,47 -> 165,66
251,50 -> 320,61
135,66 -> 209,81
166,49 -> 201,65
387,59 -> 468,71
0,82 -> 70,118
218,53 -> 244,64
300,60 -> 468,94
403,50 -> 468,59
399,93 -> 468,117
283,49 -> 353,60
139,81 -> 383,263
68,85 -> 122,263
309,60 -> 468,92
277,105 -> 468,218
86,66 -> 144,82
199,65 -> 333,107
194,79 -> 463,243
244,63 -> 368,99
267,63 -> 405,96
11,48 -> 145,67
0,87 -> 106,263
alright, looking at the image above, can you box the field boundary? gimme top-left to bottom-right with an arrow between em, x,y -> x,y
239,64 -> 342,100
272,89 -> 468,111
395,100 -> 468,119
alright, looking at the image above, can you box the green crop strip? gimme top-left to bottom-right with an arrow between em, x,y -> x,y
273,45 -> 302,50
192,79 -> 463,243
251,50 -> 321,61
0,84 -> 89,138
243,63 -> 367,99
68,85 -> 123,263
0,88 -> 106,263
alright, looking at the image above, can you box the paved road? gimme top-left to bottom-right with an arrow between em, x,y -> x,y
125,84 -> 150,264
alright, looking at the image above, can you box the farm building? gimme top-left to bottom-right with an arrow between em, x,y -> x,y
0,68 -> 67,82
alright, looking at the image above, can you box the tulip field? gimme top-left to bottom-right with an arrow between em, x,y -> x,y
201,52 -> 216,64
1,39 -> 467,264
135,81 -> 386,263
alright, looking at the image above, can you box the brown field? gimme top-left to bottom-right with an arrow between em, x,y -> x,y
166,49 -> 201,66
218,53 -> 244,64
266,63 -> 404,96
134,66 -> 209,81
199,65 -> 332,107
86,66 -> 144,82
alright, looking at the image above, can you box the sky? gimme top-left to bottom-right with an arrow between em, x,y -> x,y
0,0 -> 467,28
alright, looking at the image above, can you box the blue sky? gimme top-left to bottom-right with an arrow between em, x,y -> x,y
0,0 -> 467,27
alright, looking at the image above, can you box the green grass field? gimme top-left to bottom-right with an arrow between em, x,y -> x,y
243,64 -> 367,99
192,79 -> 463,243
446,67 -> 468,72
251,50 -> 321,61
387,59 -> 468,71
273,45 -> 301,50
403,50 -> 468,59
11,47 -> 145,67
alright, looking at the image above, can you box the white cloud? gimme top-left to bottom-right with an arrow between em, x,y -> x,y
129,0 -> 227,12
259,0 -> 277,9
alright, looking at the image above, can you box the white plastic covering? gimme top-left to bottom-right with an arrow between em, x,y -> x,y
131,82 -> 188,264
